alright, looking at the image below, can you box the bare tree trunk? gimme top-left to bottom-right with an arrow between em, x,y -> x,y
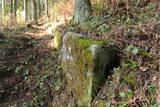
38,0 -> 41,18
24,0 -> 28,22
10,0 -> 13,20
31,0 -> 38,24
2,0 -> 5,19
28,0 -> 32,21
74,0 -> 92,24
45,0 -> 48,17
13,0 -> 17,20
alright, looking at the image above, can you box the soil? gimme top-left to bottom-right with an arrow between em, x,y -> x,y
0,22 -> 76,107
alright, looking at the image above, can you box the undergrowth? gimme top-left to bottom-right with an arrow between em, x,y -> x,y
64,2 -> 160,107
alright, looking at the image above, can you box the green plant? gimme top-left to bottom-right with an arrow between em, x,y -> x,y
123,74 -> 137,88
119,90 -> 133,99
123,59 -> 138,70
104,101 -> 111,107
97,24 -> 111,32
15,65 -> 24,74
150,102 -> 160,107
126,45 -> 139,55
119,102 -> 128,107
147,83 -> 158,93
107,92 -> 115,99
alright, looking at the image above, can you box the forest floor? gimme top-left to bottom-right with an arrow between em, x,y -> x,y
0,2 -> 160,107
0,20 -> 77,107
61,3 -> 160,106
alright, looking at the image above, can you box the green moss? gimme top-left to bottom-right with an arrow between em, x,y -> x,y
53,31 -> 62,49
78,38 -> 107,48
123,74 -> 137,88
62,34 -> 110,106
61,33 -> 114,106
67,33 -> 108,47
62,34 -> 94,106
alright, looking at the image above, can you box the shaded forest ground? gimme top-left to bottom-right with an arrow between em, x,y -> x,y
0,22 -> 77,107
0,1 -> 160,107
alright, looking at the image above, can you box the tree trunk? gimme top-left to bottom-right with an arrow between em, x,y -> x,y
28,0 -> 32,21
31,0 -> 38,24
38,0 -> 41,18
45,0 -> 48,17
24,0 -> 28,22
74,0 -> 92,24
13,0 -> 17,20
10,0 -> 13,20
2,0 -> 5,18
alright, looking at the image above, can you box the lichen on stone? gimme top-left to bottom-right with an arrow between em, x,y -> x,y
61,32 -> 117,106
53,31 -> 62,49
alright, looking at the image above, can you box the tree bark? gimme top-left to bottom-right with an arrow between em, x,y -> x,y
24,0 -> 28,22
74,0 -> 92,24
28,0 -> 32,21
2,0 -> 5,18
10,0 -> 13,19
45,0 -> 48,17
13,0 -> 17,20
31,0 -> 38,24
38,0 -> 41,18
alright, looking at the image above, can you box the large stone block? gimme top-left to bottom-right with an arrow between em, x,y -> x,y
61,32 -> 117,106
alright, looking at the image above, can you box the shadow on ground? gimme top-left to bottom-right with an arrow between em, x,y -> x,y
0,26 -> 77,107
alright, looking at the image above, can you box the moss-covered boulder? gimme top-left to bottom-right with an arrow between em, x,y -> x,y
53,31 -> 62,49
61,32 -> 117,106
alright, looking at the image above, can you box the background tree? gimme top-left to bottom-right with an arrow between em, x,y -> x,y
10,0 -> 17,20
37,0 -> 41,18
45,0 -> 48,17
2,0 -> 5,18
24,0 -> 28,22
13,0 -> 17,20
28,0 -> 32,21
31,0 -> 37,24
10,0 -> 13,19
